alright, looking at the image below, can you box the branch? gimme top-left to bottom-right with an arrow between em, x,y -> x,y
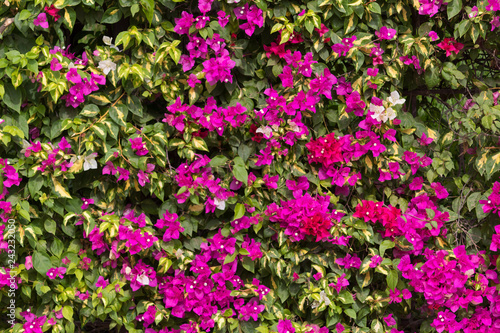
0,17 -> 15,35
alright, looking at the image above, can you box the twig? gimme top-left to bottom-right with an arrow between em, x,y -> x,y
0,18 -> 15,35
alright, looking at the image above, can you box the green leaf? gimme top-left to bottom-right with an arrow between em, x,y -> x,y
191,137 -> 209,151
223,251 -> 237,264
387,269 -> 398,290
371,319 -> 383,333
271,23 -> 283,34
233,203 -> 245,220
52,176 -> 72,198
233,156 -> 248,186
242,256 -> 255,273
44,219 -> 57,235
62,306 -> 74,321
447,0 -> 462,19
19,10 -> 31,20
169,47 -> 181,64
467,192 -> 481,212
33,251 -> 52,275
28,174 -> 44,197
367,2 -> 381,14
51,238 -> 64,258
62,8 -> 77,32
344,308 -> 357,320
3,83 -> 21,112
141,0 -> 155,24
109,104 -> 128,127
380,240 -> 394,257
101,7 -> 123,24
209,155 -> 228,167
81,104 -> 100,117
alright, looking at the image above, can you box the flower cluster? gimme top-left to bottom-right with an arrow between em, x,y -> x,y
233,3 -> 264,36
436,37 -> 464,57
266,192 -> 345,243
156,230 -> 268,331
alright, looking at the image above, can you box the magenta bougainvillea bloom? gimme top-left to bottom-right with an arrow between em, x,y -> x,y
376,26 -> 397,40
277,319 -> 295,333
418,0 -> 444,16
331,36 -> 357,56
44,5 -> 61,21
491,225 -> 500,251
437,37 -> 464,56
369,255 -> 383,268
129,137 -> 149,156
47,267 -> 66,279
429,30 -> 439,41
80,198 -> 94,209
34,13 -> 49,29
96,276 -> 109,288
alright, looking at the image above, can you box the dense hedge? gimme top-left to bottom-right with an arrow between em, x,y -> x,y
1,0 -> 500,332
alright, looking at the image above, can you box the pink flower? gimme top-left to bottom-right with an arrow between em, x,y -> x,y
263,174 -> 279,189
81,198 -> 94,210
293,272 -> 299,281
66,68 -> 82,84
491,225 -> 500,251
96,276 -> 109,288
47,267 -> 66,279
409,177 -> 424,191
336,323 -> 345,333
491,16 -> 500,31
218,11 -> 229,28
389,289 -> 402,303
44,5 -> 61,21
431,182 -> 449,199
25,256 -> 33,270
313,272 -> 322,280
376,26 -> 397,40
129,137 -> 148,156
61,257 -> 70,265
50,58 -> 62,71
187,74 -> 201,88
384,314 -> 396,326
437,38 -> 464,57
277,320 -> 295,333
117,168 -> 130,181
34,13 -> 49,29
429,31 -> 439,41
367,68 -> 379,77
369,255 -> 383,268
419,132 -> 433,146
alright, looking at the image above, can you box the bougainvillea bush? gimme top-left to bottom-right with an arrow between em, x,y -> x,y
1,0 -> 500,332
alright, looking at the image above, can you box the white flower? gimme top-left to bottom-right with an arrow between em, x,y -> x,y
20,139 -> 30,156
387,91 -> 405,105
227,0 -> 240,3
83,153 -> 98,171
369,103 -> 385,114
288,119 -> 301,132
386,107 -> 397,120
103,36 -> 113,46
256,126 -> 273,138
370,103 -> 387,122
214,197 -> 226,210
319,291 -> 331,306
312,291 -> 331,309
136,274 -> 150,286
98,59 -> 117,75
